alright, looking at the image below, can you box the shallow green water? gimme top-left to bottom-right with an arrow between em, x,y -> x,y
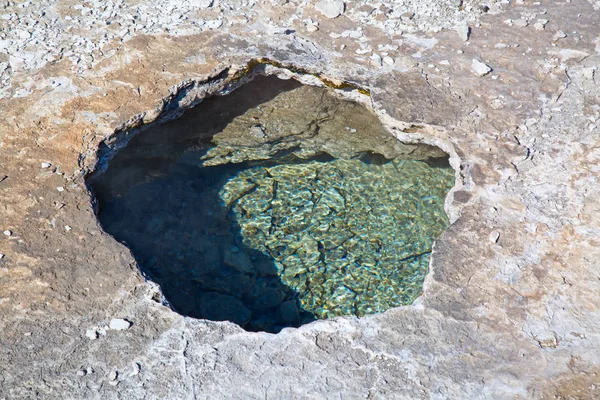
221,157 -> 454,319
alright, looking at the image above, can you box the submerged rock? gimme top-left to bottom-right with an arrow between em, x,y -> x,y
200,80 -> 445,167
277,300 -> 300,324
198,292 -> 252,326
223,248 -> 254,273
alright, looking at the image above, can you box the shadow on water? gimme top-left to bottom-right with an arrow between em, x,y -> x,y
89,76 -> 317,333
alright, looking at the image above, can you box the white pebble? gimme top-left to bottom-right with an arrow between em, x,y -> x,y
0,254 -> 4,260
534,19 -> 549,31
471,59 -> 492,77
456,22 -> 470,42
109,318 -> 132,330
41,162 -> 52,169
204,20 -> 222,29
129,363 -> 141,377
108,370 -> 119,385
370,53 -> 382,66
57,187 -> 64,192
188,0 -> 213,8
64,225 -> 72,231
513,19 -> 528,27
3,230 -> 11,236
85,329 -> 98,340
553,30 -> 567,41
489,230 -> 500,243
314,0 -> 345,19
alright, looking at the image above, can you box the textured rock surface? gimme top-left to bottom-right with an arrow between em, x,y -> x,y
201,81 -> 446,165
1,0 -> 600,399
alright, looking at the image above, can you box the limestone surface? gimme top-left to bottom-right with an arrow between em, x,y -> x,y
1,0 -> 600,399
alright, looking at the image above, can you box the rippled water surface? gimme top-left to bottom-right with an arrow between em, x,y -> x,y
90,75 -> 455,333
221,157 -> 453,319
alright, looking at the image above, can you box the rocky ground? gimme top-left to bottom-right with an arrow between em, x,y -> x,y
1,0 -> 600,399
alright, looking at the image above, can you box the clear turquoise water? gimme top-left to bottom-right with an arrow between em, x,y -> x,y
220,157 -> 454,319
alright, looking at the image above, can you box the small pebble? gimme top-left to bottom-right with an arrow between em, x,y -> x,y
513,19 -> 528,27
57,187 -> 64,192
0,254 -> 4,260
370,53 -> 382,67
471,59 -> 493,77
306,24 -> 318,32
534,19 -> 549,31
64,225 -> 72,231
553,30 -> 567,41
108,370 -> 119,386
3,230 -> 11,237
314,0 -> 345,19
109,318 -> 132,330
489,230 -> 500,243
41,162 -> 52,169
188,0 -> 213,7
129,362 -> 141,377
85,329 -> 98,340
457,22 -> 470,42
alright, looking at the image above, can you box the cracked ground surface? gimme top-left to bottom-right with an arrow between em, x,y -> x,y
1,0 -> 600,398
